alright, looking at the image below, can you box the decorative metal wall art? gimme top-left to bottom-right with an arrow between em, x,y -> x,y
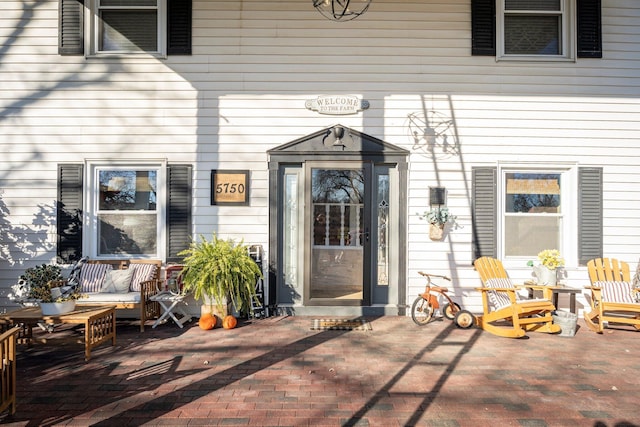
312,0 -> 371,21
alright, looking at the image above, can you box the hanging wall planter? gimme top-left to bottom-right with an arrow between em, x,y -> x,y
418,207 -> 456,241
429,223 -> 445,241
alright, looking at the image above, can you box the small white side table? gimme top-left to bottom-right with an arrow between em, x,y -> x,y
150,291 -> 193,328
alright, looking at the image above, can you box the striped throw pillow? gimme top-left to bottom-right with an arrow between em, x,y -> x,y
129,263 -> 157,292
80,263 -> 112,293
485,278 -> 514,310
595,281 -> 635,304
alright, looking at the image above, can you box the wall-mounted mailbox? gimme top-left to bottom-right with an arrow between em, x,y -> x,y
429,186 -> 446,206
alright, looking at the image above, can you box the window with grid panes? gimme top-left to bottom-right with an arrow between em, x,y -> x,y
89,0 -> 165,55
498,0 -> 574,60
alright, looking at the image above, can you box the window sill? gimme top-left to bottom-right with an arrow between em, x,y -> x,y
86,52 -> 167,60
496,55 -> 576,63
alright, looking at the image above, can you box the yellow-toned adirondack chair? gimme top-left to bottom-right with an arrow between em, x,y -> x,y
473,257 -> 560,338
584,258 -> 640,333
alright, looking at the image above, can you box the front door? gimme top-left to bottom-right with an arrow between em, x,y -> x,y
268,125 -> 409,316
306,162 -> 371,306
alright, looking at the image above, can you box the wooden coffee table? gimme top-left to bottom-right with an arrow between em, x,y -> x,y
0,305 -> 116,361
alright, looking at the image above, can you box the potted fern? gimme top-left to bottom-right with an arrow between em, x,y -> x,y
178,234 -> 262,320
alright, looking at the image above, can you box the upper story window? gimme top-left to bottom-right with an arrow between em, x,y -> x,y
59,0 -> 191,56
470,0 -> 601,60
497,0 -> 574,60
87,0 -> 166,56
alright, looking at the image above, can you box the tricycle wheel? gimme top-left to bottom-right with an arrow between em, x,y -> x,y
442,303 -> 460,320
411,296 -> 434,326
454,310 -> 476,329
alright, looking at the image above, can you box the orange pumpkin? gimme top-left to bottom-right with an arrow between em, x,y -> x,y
198,313 -> 216,330
222,315 -> 237,329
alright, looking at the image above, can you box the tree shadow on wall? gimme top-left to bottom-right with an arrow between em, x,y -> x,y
0,195 -> 55,268
0,195 -> 59,303
97,220 -> 143,256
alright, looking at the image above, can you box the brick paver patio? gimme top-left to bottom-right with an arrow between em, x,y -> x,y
1,315 -> 639,426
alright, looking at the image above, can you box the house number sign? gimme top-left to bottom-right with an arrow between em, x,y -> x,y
211,170 -> 250,206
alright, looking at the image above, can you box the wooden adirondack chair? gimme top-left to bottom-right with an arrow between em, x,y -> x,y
584,258 -> 640,333
473,257 -> 561,338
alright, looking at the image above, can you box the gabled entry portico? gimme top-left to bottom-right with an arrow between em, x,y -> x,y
268,126 -> 409,316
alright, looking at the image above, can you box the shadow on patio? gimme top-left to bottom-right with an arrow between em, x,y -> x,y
2,316 -> 640,426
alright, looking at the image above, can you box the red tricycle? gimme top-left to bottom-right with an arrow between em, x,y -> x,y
411,271 -> 475,328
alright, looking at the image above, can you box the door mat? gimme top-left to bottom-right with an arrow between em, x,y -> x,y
311,319 -> 372,331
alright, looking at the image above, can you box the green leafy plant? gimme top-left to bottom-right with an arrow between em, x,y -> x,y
13,264 -> 82,303
178,234 -> 263,315
418,207 -> 457,226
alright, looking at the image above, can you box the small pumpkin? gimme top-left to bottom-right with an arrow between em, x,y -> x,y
198,313 -> 216,330
222,315 -> 237,329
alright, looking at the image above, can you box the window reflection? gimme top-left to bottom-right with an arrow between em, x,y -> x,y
97,169 -> 158,256
505,173 -> 560,213
99,170 -> 157,211
504,172 -> 562,257
312,169 -> 364,248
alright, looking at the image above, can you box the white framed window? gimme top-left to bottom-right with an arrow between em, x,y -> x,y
86,162 -> 166,258
86,0 -> 166,57
499,166 -> 576,266
497,0 -> 574,61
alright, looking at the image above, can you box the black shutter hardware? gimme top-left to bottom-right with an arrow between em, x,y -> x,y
57,164 -> 84,263
58,0 -> 84,55
166,165 -> 193,263
167,0 -> 193,55
577,0 -> 602,58
471,0 -> 496,56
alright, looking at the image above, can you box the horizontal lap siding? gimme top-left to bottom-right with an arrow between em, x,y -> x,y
1,0 -> 640,310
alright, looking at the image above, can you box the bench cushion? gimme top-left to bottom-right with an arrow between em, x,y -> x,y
78,292 -> 141,304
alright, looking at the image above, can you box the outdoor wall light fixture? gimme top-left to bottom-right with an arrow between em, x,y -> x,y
332,125 -> 346,146
312,0 -> 371,21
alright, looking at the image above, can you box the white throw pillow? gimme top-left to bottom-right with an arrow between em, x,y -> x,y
101,268 -> 134,293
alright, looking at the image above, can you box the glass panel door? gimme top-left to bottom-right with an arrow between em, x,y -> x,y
307,163 -> 370,304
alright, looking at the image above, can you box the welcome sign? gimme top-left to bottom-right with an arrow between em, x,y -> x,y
305,95 -> 369,115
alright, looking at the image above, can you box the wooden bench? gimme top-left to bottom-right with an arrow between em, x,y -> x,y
71,259 -> 161,332
0,326 -> 19,415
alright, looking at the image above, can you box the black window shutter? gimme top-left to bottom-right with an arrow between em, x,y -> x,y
577,0 -> 602,58
58,0 -> 84,55
57,164 -> 84,263
472,167 -> 497,260
578,167 -> 603,265
471,0 -> 496,56
167,0 -> 192,55
166,164 -> 193,263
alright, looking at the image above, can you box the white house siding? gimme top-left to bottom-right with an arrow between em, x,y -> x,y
0,0 -> 639,315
